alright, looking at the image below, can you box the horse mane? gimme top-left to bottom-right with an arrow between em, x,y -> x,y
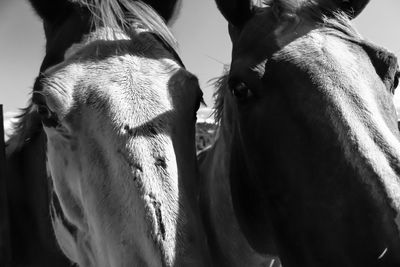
212,73 -> 229,124
74,0 -> 178,50
6,103 -> 42,153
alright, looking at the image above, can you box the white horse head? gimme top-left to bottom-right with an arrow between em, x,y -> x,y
6,0 -> 211,266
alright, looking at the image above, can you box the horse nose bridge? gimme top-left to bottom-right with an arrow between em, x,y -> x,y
115,137 -> 177,184
114,146 -> 186,266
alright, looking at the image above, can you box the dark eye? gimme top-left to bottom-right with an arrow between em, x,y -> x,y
37,104 -> 52,119
32,92 -> 60,127
37,105 -> 60,128
394,71 -> 399,90
230,81 -> 253,101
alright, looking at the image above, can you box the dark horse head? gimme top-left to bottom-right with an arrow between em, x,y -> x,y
213,0 -> 400,266
6,0 -> 211,266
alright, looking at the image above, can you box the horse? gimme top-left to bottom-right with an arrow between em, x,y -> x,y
5,0 -> 211,266
200,0 -> 400,266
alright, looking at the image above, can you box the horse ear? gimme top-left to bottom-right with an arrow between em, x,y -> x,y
28,0 -> 75,23
215,0 -> 253,28
141,0 -> 182,23
329,0 -> 370,19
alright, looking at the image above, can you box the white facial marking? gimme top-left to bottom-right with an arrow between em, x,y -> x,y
42,22 -> 196,266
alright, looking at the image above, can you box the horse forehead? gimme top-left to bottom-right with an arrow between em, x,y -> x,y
233,10 -> 315,69
39,51 -> 182,135
42,27 -> 195,132
234,10 -> 278,54
44,29 -> 181,100
89,67 -> 176,122
281,30 -> 354,61
72,58 -> 177,111
265,30 -> 371,92
239,26 -> 358,72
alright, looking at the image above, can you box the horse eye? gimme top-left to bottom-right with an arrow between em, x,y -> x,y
394,71 -> 399,90
36,104 -> 60,128
230,81 -> 253,101
37,104 -> 51,118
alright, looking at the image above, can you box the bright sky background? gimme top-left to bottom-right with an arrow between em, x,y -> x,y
0,0 -> 399,114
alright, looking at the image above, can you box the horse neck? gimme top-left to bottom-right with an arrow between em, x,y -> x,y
199,119 -> 241,190
198,120 -> 278,266
5,110 -> 69,265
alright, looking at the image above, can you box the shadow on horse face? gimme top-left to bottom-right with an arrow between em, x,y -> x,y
214,0 -> 400,266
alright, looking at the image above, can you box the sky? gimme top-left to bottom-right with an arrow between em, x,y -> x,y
0,0 -> 399,114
